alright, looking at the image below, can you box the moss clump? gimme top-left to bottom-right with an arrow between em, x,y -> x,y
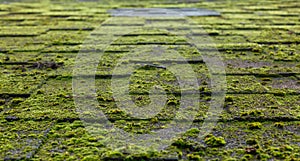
272,151 -> 285,159
224,157 -> 238,161
261,78 -> 271,82
150,117 -> 159,123
205,135 -> 226,147
123,149 -> 160,161
273,122 -> 284,128
166,99 -> 179,106
108,109 -> 124,114
282,145 -> 294,152
172,138 -> 194,149
247,122 -> 262,130
36,90 -> 44,94
257,153 -> 271,160
82,155 -> 100,161
102,150 -> 124,159
241,110 -> 264,117
185,128 -> 200,137
265,145 -> 297,159
187,153 -> 203,161
225,96 -> 234,102
11,98 -> 23,105
241,154 -> 253,161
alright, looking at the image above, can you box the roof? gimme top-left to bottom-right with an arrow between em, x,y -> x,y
0,0 -> 299,160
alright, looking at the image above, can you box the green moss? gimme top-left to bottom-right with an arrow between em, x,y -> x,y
172,138 -> 193,149
241,154 -> 253,161
125,152 -> 159,161
247,122 -> 262,130
11,98 -> 24,105
241,110 -> 264,117
224,158 -> 238,161
282,145 -> 294,152
274,122 -> 284,128
225,96 -> 234,102
66,156 -> 77,161
103,150 -> 124,159
166,99 -> 179,106
227,76 -> 266,93
0,99 -> 6,105
1,0 -> 300,160
187,153 -> 203,161
272,151 -> 285,159
257,153 -> 271,160
185,128 -> 200,137
205,135 -> 226,147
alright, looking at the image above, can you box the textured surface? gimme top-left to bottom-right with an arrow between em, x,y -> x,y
0,0 -> 299,160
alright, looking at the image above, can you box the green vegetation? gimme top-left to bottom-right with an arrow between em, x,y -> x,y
0,0 -> 299,160
205,135 -> 226,147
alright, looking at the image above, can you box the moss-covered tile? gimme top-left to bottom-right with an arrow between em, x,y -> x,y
36,30 -> 90,45
0,68 -> 46,94
0,0 -> 299,160
0,120 -> 54,160
2,78 -> 77,120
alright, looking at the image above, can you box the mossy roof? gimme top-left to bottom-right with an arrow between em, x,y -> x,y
0,0 -> 299,160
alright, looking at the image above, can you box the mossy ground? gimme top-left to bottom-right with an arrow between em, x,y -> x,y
0,0 -> 299,160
